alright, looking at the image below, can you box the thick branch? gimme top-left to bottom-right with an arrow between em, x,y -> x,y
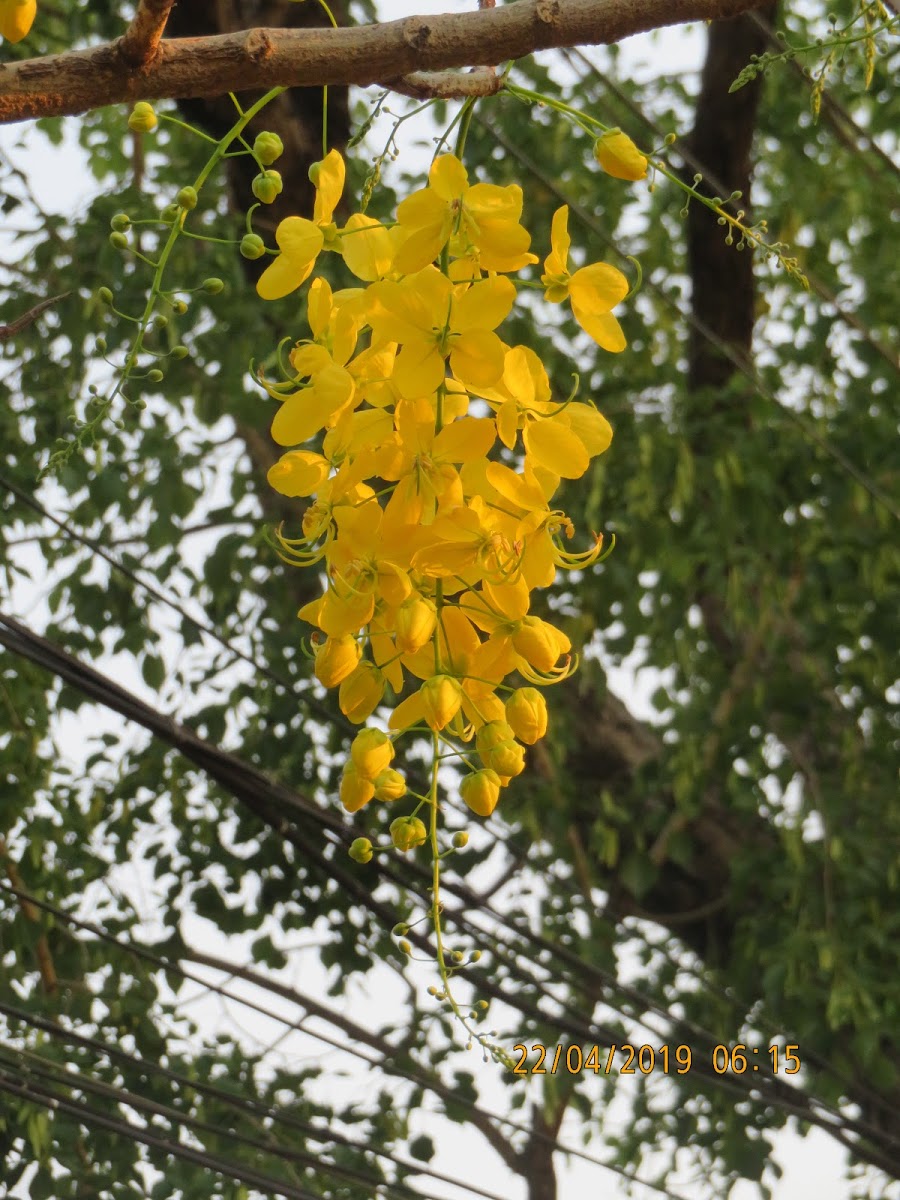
2,0 -> 766,124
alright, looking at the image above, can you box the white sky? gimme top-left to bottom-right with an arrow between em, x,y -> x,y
1,4 -> 889,1199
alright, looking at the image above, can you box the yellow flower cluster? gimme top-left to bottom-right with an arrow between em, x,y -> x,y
259,150 -> 626,825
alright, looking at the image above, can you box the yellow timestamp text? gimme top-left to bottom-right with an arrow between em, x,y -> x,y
512,1043 -> 801,1076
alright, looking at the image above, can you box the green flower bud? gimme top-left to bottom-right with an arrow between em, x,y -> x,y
251,170 -> 283,205
451,950 -> 465,964
109,232 -> 129,250
308,161 -> 322,187
110,213 -> 131,232
398,939 -> 412,956
94,335 -> 107,353
152,314 -> 168,330
253,131 -> 284,166
128,102 -> 157,134
201,278 -> 225,296
452,831 -> 469,849
176,186 -> 198,211
240,233 -> 267,261
390,816 -> 427,853
348,837 -> 373,864
171,299 -> 189,315
96,287 -> 114,305
146,368 -> 164,383
171,346 -> 189,360
391,923 -> 409,937
160,204 -> 180,225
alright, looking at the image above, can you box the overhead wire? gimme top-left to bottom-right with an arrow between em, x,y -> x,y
0,887 -> 696,1200
2,617 -> 899,1176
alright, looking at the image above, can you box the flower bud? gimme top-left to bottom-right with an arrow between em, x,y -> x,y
394,595 -> 437,655
128,102 -> 158,134
146,368 -> 164,383
176,186 -> 198,211
308,161 -> 323,187
505,687 -> 548,744
171,346 -> 190,360
94,335 -> 107,353
373,768 -> 407,802
152,314 -> 168,330
314,634 -> 361,688
253,131 -> 284,166
339,661 -> 385,724
392,923 -> 409,936
511,616 -> 569,673
460,769 -> 502,818
240,233 -> 267,261
593,129 -> 648,181
201,278 -> 225,295
109,232 -> 129,250
160,204 -> 180,225
96,287 -> 114,306
171,299 -> 189,315
110,213 -> 131,232
350,728 -> 393,779
348,837 -> 373,864
452,831 -> 469,849
480,739 -> 525,780
420,674 -> 463,731
475,721 -> 516,754
390,816 -> 427,852
0,0 -> 36,42
340,764 -> 375,813
252,170 -> 284,204
451,950 -> 465,964
398,939 -> 412,955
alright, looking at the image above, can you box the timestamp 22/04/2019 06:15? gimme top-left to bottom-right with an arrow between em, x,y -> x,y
512,1044 -> 802,1076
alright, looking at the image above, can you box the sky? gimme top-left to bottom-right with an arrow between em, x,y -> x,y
0,2 -> 888,1199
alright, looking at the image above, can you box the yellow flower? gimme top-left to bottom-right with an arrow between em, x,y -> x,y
339,661 -> 385,724
314,634 -> 361,688
390,815 -> 427,852
460,769 -> 502,817
369,268 -> 515,398
373,768 -> 407,802
350,728 -> 394,779
593,130 -> 649,181
267,450 -> 330,498
511,615 -> 571,674
542,206 -> 629,352
505,687 -> 548,744
0,0 -> 36,42
257,149 -> 345,300
394,594 -> 438,655
393,154 -> 537,274
340,764 -> 375,813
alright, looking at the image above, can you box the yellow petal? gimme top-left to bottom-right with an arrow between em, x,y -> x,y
428,154 -> 469,201
451,277 -> 516,334
450,330 -> 506,391
562,405 -> 613,458
545,206 -> 571,276
267,450 -> 330,497
340,213 -> 394,281
523,417 -> 590,479
312,149 -> 345,224
388,691 -> 427,731
433,416 -> 496,463
0,0 -> 35,41
568,262 -> 629,315
594,130 -> 649,181
570,304 -> 627,353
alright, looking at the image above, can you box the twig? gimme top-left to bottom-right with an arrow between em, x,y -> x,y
118,0 -> 176,68
0,292 -> 71,342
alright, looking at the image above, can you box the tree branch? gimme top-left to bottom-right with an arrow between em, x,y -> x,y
118,0 -> 176,68
1,0 -> 768,125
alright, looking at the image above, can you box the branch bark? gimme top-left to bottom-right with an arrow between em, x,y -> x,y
1,0 -> 768,125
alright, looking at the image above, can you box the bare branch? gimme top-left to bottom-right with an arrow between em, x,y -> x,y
118,0 -> 176,68
0,292 -> 71,341
388,66 -> 503,100
1,0 -> 767,125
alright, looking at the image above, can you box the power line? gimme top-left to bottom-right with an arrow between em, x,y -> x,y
2,611 -> 898,1176
0,886 -> 694,1200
